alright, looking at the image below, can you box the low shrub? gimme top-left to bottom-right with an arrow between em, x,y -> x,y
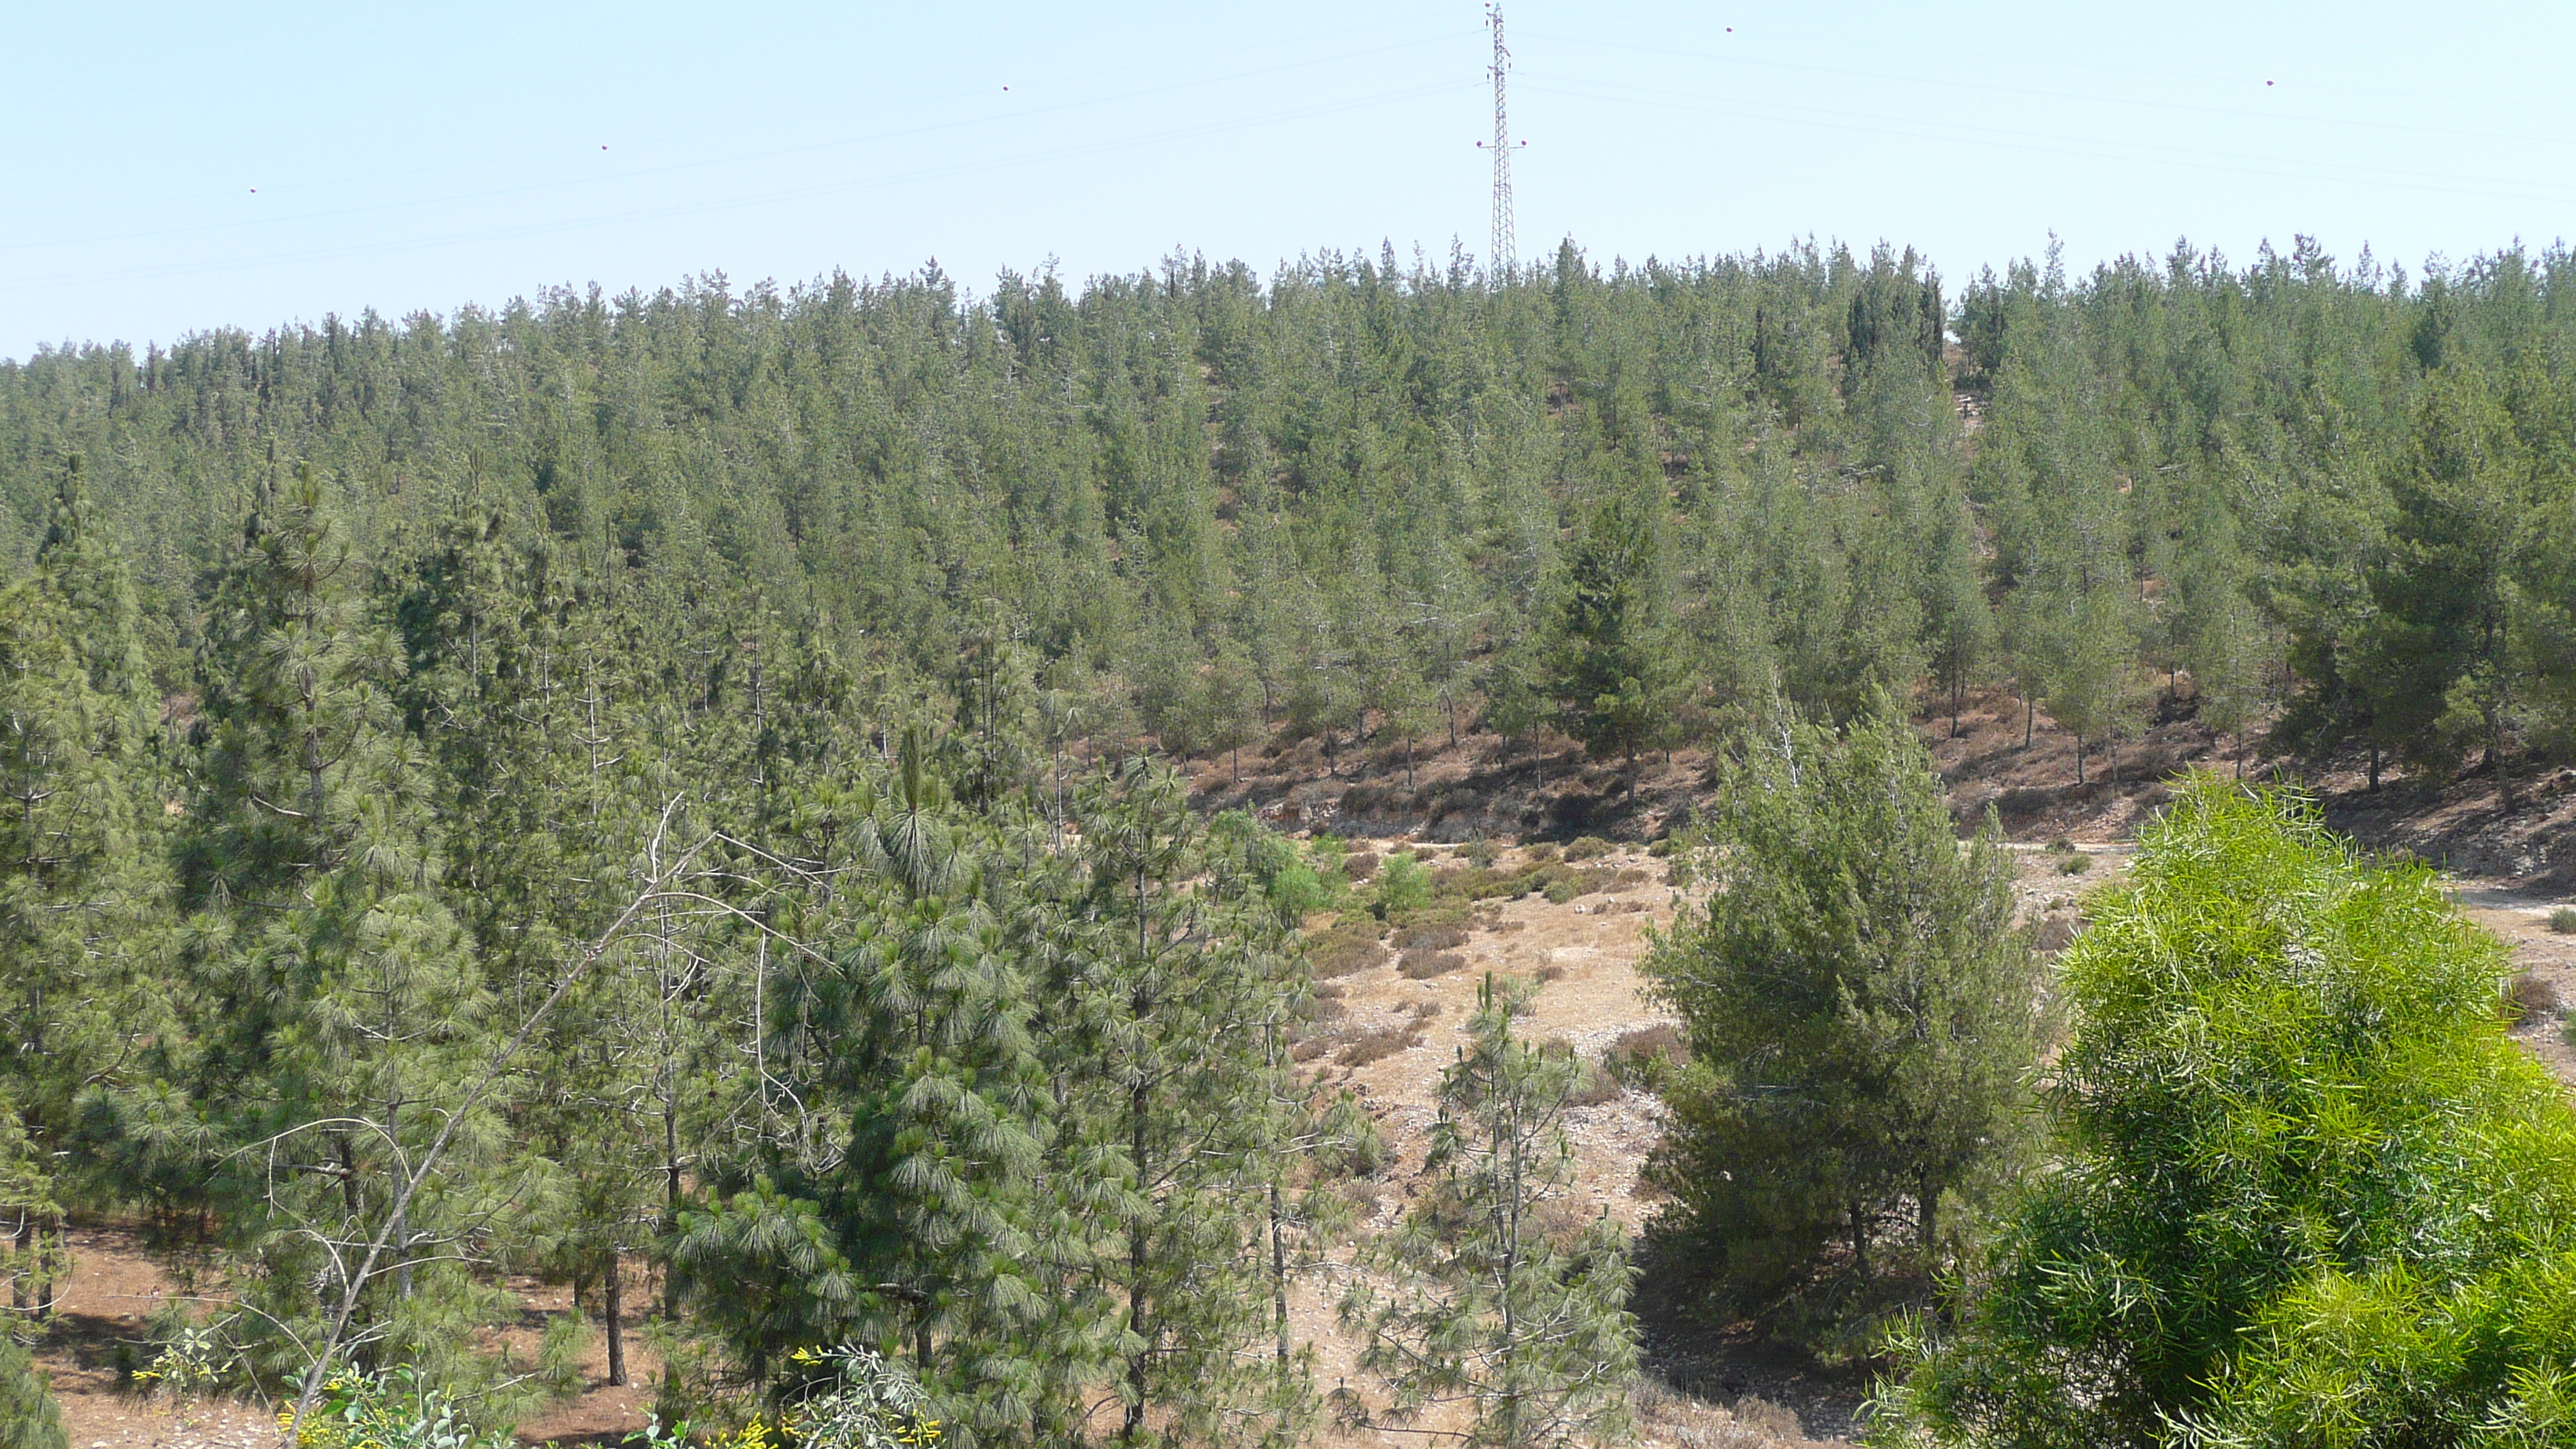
2552,906 -> 2576,934
1336,1026 -> 1422,1068
1342,850 -> 1381,881
2056,852 -> 2092,875
1543,866 -> 1618,904
1606,1023 -> 1686,1087
2510,970 -> 2562,1023
1307,917 -> 1389,979
1265,858 -> 1341,918
1392,921 -> 1468,954
1399,951 -> 1468,980
1565,835 -> 1615,862
1373,852 -> 1434,916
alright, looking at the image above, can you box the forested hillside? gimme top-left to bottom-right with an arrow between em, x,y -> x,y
10,234 -> 2576,1447
11,238 -> 2576,791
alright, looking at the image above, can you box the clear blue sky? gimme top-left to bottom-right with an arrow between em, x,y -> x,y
7,1 -> 2571,359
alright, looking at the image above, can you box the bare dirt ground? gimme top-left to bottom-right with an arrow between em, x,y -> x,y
35,1251 -> 660,1449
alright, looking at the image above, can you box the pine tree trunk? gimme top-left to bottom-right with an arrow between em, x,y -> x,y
604,1252 -> 627,1387
2075,736 -> 2085,786
2368,742 -> 2382,793
31,1217 -> 53,1317
1269,1177 -> 1289,1373
1918,1177 -> 1939,1259
389,1094 -> 412,1299
2024,696 -> 2034,748
2492,707 -> 2516,812
1123,1078 -> 1152,1444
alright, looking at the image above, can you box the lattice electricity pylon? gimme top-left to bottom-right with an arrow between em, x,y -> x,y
1486,2 -> 1515,280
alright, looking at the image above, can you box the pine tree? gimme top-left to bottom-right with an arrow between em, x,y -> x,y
2174,502 -> 2276,777
1543,493 -> 1687,767
0,458 -> 167,1316
1642,707 -> 2048,1323
682,739 -> 1069,1447
1064,759 -> 1303,1445
1340,975 -> 1636,1448
1199,642 -> 1263,786
2355,364 -> 2533,805
1922,488 -> 1997,738
0,1334 -> 64,1449
165,465 -> 503,1396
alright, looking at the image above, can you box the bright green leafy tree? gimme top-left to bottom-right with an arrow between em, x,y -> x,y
1875,777 -> 2576,1447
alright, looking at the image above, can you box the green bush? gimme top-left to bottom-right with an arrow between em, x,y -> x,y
1264,859 -> 1341,919
2551,905 -> 2576,934
1372,852 -> 1432,917
1564,835 -> 1614,862
1876,776 -> 2576,1447
2053,851 -> 2090,875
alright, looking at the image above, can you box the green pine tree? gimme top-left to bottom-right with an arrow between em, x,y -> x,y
0,1334 -> 64,1449
1064,760 -> 1304,1446
1340,975 -> 1638,1449
1643,707 -> 2050,1327
1543,493 -> 1687,767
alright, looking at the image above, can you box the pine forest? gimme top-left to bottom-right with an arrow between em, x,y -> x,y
9,235 -> 2576,1447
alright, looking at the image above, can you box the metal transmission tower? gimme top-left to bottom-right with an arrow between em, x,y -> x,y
1486,2 -> 1514,279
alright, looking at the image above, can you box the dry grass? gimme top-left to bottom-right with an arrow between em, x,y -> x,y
1631,1377 -> 1825,1447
